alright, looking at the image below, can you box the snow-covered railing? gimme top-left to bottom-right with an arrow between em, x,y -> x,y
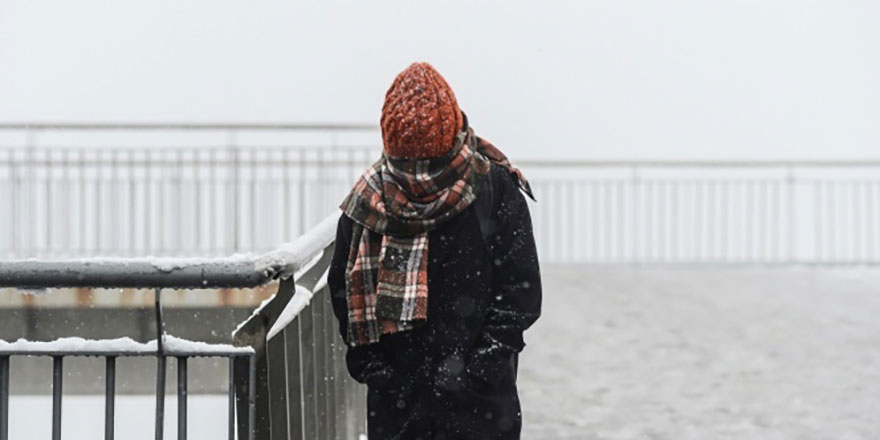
0,283 -> 256,440
232,218 -> 367,440
0,215 -> 339,289
0,213 -> 366,440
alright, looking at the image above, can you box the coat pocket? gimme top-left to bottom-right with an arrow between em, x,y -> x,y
464,345 -> 516,390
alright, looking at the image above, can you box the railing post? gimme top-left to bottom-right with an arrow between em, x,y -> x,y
301,298 -> 318,439
722,181 -> 730,262
52,356 -> 63,440
814,181 -> 822,263
25,129 -> 35,258
228,359 -> 235,440
177,357 -> 187,440
8,149 -> 18,258
299,149 -> 307,236
786,165 -> 796,263
105,356 -> 116,440
155,288 -> 166,440
828,181 -> 836,262
155,353 -> 166,440
267,331 -> 291,440
287,319 -> 305,440
323,294 -> 338,440
630,165 -> 640,265
869,181 -> 876,263
228,130 -> 240,253
248,355 -> 256,440
0,355 -> 9,440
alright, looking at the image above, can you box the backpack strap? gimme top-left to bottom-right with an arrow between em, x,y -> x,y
473,170 -> 498,256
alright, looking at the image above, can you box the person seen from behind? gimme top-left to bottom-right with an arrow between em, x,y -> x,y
328,62 -> 542,440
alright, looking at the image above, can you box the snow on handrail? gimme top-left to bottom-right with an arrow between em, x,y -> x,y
265,269 -> 330,341
0,335 -> 254,357
253,214 -> 338,281
0,214 -> 340,290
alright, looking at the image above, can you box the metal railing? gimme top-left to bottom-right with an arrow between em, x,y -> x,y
525,160 -> 880,264
2,123 -> 880,264
0,304 -> 255,440
232,216 -> 366,440
0,123 -> 378,258
0,214 -> 365,440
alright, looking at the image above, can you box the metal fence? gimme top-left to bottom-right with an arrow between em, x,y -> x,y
527,160 -> 880,264
0,304 -> 255,440
0,123 -> 377,258
0,214 -> 366,440
2,123 -> 880,264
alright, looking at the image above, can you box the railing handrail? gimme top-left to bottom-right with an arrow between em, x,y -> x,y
0,335 -> 254,357
0,214 -> 339,289
0,213 -> 358,440
1,142 -> 878,168
0,122 -> 378,131
516,159 -> 880,168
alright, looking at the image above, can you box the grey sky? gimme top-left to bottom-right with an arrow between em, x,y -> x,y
1,1 -> 878,160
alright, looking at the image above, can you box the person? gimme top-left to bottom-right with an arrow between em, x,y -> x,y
328,62 -> 542,440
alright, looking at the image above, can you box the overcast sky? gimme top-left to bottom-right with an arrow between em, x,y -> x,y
1,1 -> 879,160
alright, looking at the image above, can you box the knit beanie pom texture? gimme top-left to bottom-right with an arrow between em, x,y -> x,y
380,62 -> 463,159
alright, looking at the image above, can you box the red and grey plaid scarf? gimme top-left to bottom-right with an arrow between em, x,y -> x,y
339,116 -> 532,346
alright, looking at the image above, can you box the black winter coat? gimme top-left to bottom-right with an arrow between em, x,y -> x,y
328,163 -> 542,440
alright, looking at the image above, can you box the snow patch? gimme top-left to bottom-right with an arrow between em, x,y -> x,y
232,251 -> 326,338
266,267 -> 329,341
266,284 -> 314,341
21,254 -> 257,272
254,214 -> 337,280
17,288 -> 49,295
0,335 -> 254,355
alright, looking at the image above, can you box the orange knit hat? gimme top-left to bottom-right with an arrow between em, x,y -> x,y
380,62 -> 464,159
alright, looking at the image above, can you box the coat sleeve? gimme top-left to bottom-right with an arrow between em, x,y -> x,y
466,169 -> 543,387
328,214 -> 395,388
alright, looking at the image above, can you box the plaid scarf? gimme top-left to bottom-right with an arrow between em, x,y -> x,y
339,115 -> 532,346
